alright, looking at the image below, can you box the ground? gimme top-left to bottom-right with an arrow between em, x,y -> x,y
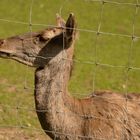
0,128 -> 49,140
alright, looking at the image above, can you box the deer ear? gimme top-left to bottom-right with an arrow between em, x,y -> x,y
56,13 -> 65,27
65,13 -> 76,39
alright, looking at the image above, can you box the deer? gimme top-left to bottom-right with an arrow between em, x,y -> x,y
0,13 -> 140,140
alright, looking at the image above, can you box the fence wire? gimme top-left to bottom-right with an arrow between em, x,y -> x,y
0,0 -> 140,139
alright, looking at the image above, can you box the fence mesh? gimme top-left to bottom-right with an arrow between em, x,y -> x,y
0,0 -> 140,139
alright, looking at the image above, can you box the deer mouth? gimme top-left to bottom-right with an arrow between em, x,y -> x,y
0,51 -> 12,58
0,50 -> 35,66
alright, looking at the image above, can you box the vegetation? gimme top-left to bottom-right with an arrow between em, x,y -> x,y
0,0 -> 140,138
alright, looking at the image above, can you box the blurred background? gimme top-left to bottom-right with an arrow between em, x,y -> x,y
0,0 -> 140,139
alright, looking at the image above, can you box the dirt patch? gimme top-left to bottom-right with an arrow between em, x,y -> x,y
0,127 -> 50,140
0,78 -> 8,84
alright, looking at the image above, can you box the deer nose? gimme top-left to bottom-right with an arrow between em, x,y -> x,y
0,39 -> 5,46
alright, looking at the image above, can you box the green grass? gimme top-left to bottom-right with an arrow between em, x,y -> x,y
0,0 -> 140,136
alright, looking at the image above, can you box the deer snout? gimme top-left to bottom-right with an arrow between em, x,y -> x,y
0,39 -> 5,46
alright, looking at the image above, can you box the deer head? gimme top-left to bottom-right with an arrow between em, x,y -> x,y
0,13 -> 76,67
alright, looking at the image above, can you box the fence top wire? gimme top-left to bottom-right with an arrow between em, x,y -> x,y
86,0 -> 140,7
0,18 -> 140,39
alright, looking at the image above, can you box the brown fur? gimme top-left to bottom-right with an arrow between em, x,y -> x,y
0,14 -> 140,140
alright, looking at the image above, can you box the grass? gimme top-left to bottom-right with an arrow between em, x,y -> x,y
0,0 -> 140,138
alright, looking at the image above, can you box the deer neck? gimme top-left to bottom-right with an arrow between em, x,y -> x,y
34,46 -> 74,112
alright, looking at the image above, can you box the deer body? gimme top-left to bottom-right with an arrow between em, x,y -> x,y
0,14 -> 140,140
35,57 -> 140,140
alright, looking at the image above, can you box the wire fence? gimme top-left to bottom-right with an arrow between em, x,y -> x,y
0,0 -> 140,139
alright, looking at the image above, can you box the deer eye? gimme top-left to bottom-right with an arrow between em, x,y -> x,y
53,29 -> 56,33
